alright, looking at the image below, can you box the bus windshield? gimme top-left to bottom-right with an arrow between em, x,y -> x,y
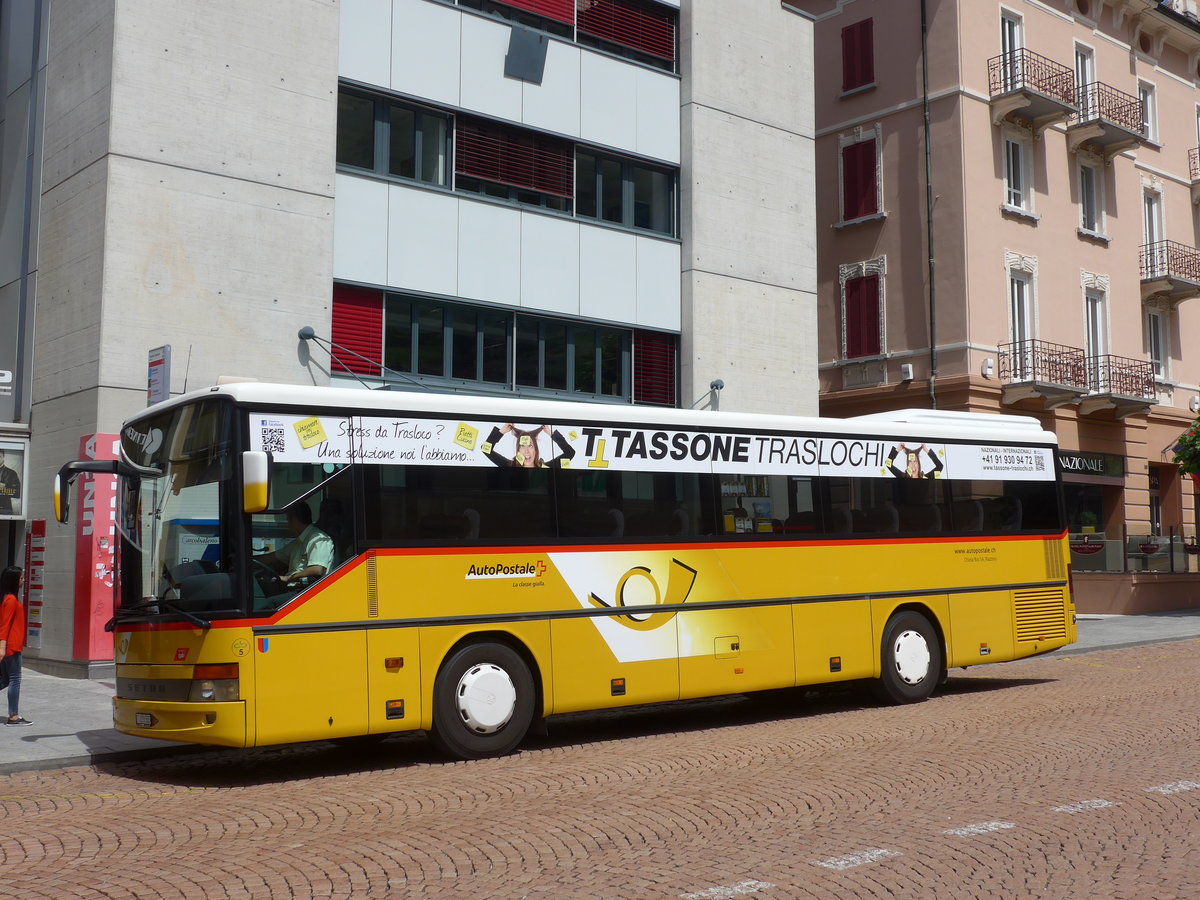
116,399 -> 239,623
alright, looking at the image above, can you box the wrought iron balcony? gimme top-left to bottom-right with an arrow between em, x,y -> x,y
987,49 -> 1076,133
1066,81 -> 1144,158
998,340 -> 1087,408
1078,354 -> 1156,418
1140,239 -> 1200,305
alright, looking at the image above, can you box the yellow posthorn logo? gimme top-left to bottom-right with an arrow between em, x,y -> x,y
587,558 -> 697,631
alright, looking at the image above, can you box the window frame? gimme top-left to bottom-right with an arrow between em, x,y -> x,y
575,148 -> 677,237
837,127 -> 883,225
841,18 -> 875,94
838,258 -> 886,361
335,87 -> 451,188
1078,158 -> 1105,237
1001,129 -> 1034,215
1146,307 -> 1169,381
1138,80 -> 1157,142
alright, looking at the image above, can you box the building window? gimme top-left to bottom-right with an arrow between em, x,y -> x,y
336,89 -> 450,186
577,0 -> 677,71
1146,308 -> 1168,379
1079,161 -> 1103,234
457,0 -> 677,72
1143,188 -> 1163,246
1139,81 -> 1157,141
841,18 -> 874,93
336,85 -> 679,233
844,274 -> 882,358
575,150 -> 676,235
999,11 -> 1023,92
839,133 -> 880,222
1075,44 -> 1096,119
329,285 -> 671,403
1003,132 -> 1031,211
1008,267 -> 1035,379
455,117 -> 574,212
1084,288 -> 1107,391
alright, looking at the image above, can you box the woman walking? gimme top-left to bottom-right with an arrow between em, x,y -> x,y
0,566 -> 32,726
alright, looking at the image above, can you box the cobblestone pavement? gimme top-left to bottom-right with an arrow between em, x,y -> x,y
2,641 -> 1200,899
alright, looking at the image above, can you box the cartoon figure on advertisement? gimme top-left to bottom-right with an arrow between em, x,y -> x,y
481,424 -> 575,469
886,443 -> 944,479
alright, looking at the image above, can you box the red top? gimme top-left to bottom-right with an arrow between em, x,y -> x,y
0,593 -> 25,656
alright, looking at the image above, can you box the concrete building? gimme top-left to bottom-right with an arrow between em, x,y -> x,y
0,0 -> 815,672
803,0 -> 1200,612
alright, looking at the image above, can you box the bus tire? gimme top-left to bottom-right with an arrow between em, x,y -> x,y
874,610 -> 942,705
430,641 -> 535,760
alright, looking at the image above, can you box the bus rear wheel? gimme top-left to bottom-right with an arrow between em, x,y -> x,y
874,610 -> 942,705
430,642 -> 535,760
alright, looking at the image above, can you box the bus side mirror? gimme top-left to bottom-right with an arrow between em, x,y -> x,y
243,450 -> 270,513
53,473 -> 69,524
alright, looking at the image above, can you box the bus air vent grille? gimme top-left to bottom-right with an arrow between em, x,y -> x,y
367,552 -> 379,618
1013,589 -> 1067,642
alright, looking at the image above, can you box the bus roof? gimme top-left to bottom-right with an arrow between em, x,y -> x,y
145,382 -> 1059,446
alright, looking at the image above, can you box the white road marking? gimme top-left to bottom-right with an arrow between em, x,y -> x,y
813,848 -> 899,870
680,880 -> 774,900
1146,780 -> 1200,794
943,821 -> 1016,836
1053,799 -> 1119,813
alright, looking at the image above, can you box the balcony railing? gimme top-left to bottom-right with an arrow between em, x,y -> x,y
998,340 -> 1086,387
987,49 -> 1075,104
1141,240 -> 1200,282
1084,354 -> 1155,399
1075,81 -> 1143,132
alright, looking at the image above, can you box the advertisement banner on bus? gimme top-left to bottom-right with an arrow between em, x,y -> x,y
248,414 -> 1055,481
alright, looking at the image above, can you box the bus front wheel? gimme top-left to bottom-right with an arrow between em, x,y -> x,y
430,642 -> 535,760
875,611 -> 942,705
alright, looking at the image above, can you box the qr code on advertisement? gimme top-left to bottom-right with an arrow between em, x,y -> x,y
260,428 -> 286,453
1035,455 -> 1045,471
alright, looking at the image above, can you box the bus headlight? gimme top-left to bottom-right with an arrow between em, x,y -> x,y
189,664 -> 240,702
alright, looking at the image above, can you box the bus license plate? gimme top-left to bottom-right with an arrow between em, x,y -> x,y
135,713 -> 154,728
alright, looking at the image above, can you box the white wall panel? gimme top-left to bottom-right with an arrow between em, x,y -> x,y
458,200 -> 522,306
520,212 -> 579,315
387,185 -> 458,296
391,0 -> 460,106
579,227 -> 636,325
636,68 -> 681,164
460,14 -> 521,123
521,38 -> 581,138
339,0 -> 390,87
636,236 -> 681,331
579,52 -> 637,150
333,173 -> 388,286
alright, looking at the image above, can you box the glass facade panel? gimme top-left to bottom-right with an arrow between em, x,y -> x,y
632,164 -> 672,233
337,93 -> 375,169
420,113 -> 447,183
482,311 -> 510,384
575,152 -> 597,218
516,317 -> 540,387
574,327 -> 596,393
600,158 -> 623,224
452,308 -> 477,381
417,305 -> 444,376
384,297 -> 412,373
389,104 -> 416,178
544,322 -> 568,390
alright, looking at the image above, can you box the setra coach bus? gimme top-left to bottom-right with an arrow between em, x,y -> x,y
54,383 -> 1076,759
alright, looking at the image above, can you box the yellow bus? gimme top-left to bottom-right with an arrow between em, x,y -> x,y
55,384 -> 1075,759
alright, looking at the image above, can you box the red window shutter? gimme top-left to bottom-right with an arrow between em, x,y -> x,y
633,330 -> 677,406
497,0 -> 574,23
845,275 -> 880,359
842,139 -> 877,220
577,0 -> 676,63
455,120 -> 574,198
842,19 -> 874,91
331,284 -> 383,376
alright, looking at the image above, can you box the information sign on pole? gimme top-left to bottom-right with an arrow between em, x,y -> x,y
148,345 -> 171,406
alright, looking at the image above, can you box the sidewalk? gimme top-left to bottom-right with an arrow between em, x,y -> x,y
3,609 -> 1199,774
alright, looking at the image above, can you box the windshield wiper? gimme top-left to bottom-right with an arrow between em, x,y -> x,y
105,598 -> 211,632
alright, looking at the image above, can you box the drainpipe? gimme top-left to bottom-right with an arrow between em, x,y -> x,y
921,0 -> 938,409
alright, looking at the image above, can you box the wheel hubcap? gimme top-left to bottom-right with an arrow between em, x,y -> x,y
454,663 -> 517,734
892,629 -> 931,685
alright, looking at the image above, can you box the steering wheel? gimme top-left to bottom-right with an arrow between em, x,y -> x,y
251,558 -> 286,598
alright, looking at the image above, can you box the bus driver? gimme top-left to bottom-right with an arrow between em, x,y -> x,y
257,501 -> 334,588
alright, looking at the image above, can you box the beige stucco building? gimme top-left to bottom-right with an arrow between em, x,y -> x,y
803,0 -> 1200,612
